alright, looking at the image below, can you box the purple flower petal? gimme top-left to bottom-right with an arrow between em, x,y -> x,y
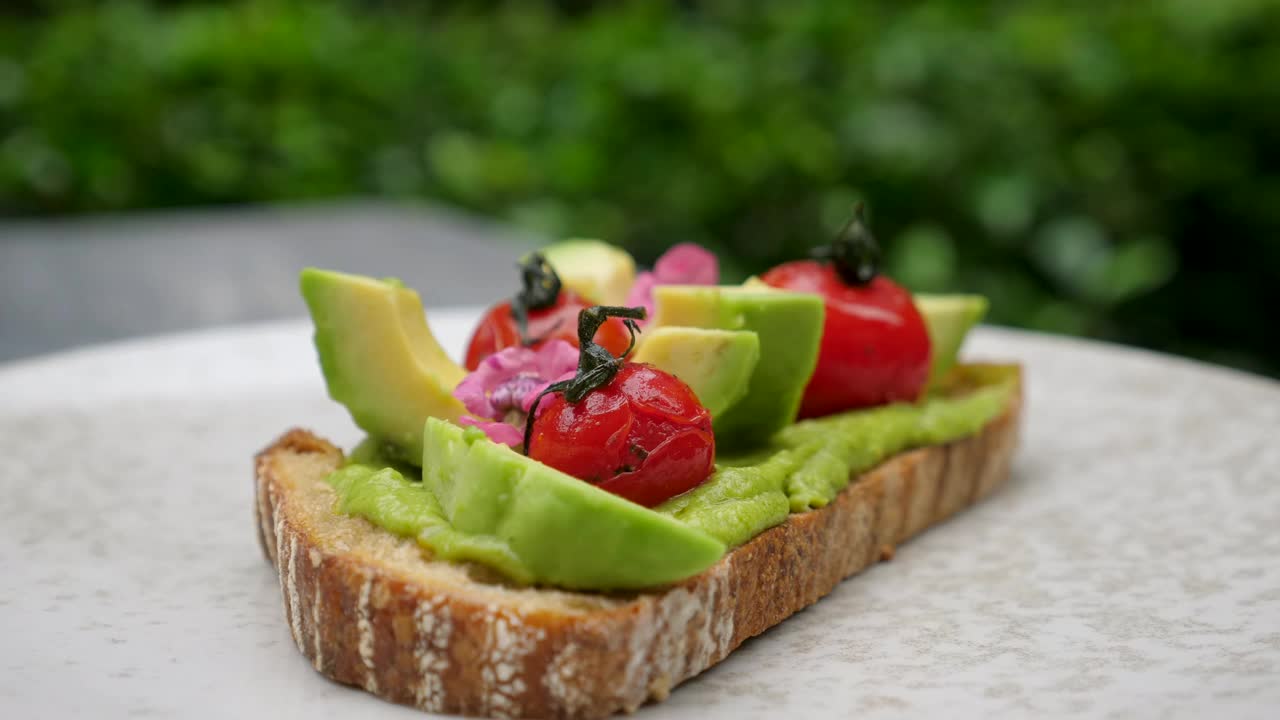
458,416 -> 525,447
453,340 -> 580,418
624,243 -> 719,321
624,272 -> 660,318
654,243 -> 718,285
534,339 -> 581,381
520,369 -> 578,414
453,371 -> 498,419
451,339 -> 582,446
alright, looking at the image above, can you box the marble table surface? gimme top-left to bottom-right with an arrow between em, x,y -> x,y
1,313 -> 1277,719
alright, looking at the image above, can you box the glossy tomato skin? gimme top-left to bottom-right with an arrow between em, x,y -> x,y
760,261 -> 931,418
464,289 -> 631,370
527,363 -> 715,507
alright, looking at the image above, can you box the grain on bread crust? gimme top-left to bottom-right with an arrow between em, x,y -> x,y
254,368 -> 1021,719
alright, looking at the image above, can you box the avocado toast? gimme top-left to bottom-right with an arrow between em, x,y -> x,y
256,231 -> 1022,718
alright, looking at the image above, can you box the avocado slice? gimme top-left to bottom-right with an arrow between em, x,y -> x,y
300,269 -> 466,465
631,327 -> 761,417
538,239 -> 637,305
651,285 -> 825,449
915,294 -> 989,388
420,419 -> 726,589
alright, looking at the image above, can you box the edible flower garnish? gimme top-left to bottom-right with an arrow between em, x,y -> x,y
453,339 -> 579,447
624,243 -> 719,320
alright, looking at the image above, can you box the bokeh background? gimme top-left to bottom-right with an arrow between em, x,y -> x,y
3,0 -> 1278,376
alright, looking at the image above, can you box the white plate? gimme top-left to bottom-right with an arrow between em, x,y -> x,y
2,312 -> 1278,719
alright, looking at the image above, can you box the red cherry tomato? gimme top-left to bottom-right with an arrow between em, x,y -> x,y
464,289 -> 632,370
760,261 -> 931,418
527,363 -> 715,507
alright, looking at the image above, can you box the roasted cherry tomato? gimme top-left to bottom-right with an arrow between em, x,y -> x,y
760,208 -> 931,418
465,289 -> 632,370
523,305 -> 715,508
464,254 -> 631,370
529,363 -> 714,507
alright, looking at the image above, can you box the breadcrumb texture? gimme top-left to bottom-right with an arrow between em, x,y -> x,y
254,366 -> 1021,719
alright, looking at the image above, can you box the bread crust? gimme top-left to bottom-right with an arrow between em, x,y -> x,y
254,369 -> 1021,719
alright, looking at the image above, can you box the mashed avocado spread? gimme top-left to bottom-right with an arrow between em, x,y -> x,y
325,364 -> 1017,590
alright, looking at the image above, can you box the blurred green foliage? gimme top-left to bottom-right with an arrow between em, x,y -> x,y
2,0 -> 1279,375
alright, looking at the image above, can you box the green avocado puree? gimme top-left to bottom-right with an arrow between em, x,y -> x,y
325,365 -> 1018,589
657,365 -> 1016,546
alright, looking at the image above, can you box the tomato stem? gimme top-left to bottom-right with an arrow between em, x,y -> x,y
812,203 -> 881,286
510,252 -> 563,345
522,305 -> 646,454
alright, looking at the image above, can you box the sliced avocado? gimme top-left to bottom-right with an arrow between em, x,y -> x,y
651,285 -> 825,449
631,327 -> 760,417
538,239 -> 636,305
420,419 -> 726,589
300,269 -> 466,465
915,294 -> 989,388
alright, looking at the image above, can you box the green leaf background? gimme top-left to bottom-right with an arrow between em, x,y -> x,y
3,0 -> 1278,375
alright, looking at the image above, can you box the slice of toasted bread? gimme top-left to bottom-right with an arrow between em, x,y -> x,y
254,369 -> 1021,719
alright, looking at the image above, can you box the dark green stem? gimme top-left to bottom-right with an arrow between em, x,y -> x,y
811,203 -> 881,286
522,305 -> 646,453
510,252 -> 563,345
